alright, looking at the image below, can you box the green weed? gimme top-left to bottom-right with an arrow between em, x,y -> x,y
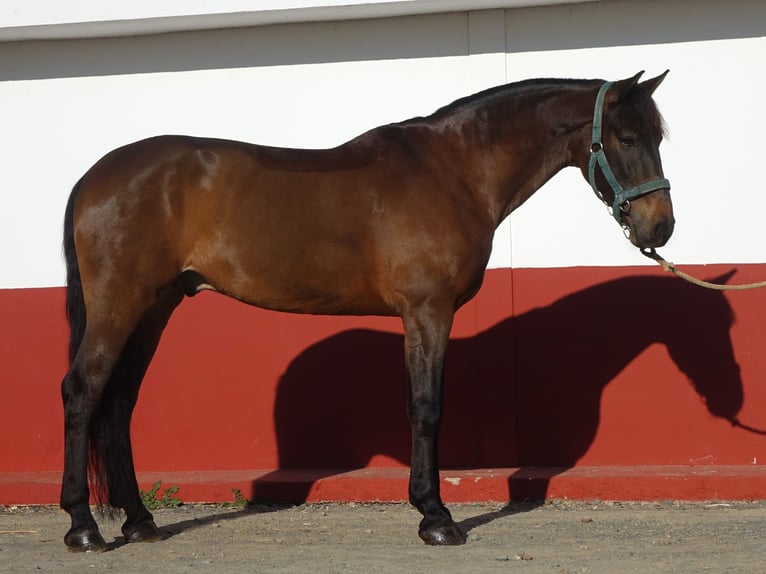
140,481 -> 183,510
221,488 -> 252,508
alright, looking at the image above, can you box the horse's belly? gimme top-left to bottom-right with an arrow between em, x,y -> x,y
186,249 -> 394,317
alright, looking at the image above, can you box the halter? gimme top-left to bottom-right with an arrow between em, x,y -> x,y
588,81 -> 670,225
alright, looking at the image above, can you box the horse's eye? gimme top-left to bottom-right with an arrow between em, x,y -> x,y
618,136 -> 638,147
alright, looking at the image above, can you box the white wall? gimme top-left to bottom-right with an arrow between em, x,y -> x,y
0,0 -> 591,40
1,0 -> 764,288
504,0 -> 766,268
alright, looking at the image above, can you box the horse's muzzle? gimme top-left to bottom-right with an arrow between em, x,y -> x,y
650,218 -> 674,246
630,215 -> 675,249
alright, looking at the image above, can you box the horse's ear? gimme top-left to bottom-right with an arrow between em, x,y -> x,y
640,70 -> 670,96
608,71 -> 645,103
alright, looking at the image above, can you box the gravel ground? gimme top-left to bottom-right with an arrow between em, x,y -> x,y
1,500 -> 764,573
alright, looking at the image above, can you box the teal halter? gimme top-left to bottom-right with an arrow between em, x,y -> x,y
588,81 -> 670,225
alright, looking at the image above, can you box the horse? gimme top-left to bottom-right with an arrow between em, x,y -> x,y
59,71 -> 673,551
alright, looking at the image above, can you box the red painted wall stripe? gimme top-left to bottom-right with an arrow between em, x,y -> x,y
3,265 -> 766,504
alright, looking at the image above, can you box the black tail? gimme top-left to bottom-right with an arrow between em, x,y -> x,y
63,179 -> 112,510
63,178 -> 86,366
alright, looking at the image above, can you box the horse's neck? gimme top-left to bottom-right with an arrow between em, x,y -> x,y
440,87 -> 595,227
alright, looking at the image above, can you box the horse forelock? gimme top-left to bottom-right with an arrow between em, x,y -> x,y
612,86 -> 668,140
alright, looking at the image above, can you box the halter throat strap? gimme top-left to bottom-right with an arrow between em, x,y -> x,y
588,81 -> 670,224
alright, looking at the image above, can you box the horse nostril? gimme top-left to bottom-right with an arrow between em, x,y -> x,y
653,219 -> 674,245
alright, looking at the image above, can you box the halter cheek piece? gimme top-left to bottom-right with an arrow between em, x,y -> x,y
588,81 -> 670,226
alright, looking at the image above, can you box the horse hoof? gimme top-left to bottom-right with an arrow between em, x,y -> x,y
64,527 -> 108,552
418,521 -> 467,546
122,519 -> 164,543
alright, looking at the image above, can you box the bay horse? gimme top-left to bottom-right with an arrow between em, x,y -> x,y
60,71 -> 673,551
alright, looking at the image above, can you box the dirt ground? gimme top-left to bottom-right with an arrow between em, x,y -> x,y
1,500 -> 764,573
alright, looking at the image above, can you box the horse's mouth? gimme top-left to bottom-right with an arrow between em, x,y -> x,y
626,217 -> 674,249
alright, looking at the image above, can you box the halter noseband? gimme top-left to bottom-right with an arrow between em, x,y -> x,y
588,81 -> 670,225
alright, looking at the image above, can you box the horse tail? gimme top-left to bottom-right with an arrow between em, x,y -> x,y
63,178 -> 85,366
63,178 -> 112,510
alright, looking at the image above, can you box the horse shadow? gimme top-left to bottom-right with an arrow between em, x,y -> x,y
251,272 -> 743,505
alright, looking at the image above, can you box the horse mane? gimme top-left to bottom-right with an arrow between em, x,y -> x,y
421,76 -> 666,138
428,78 -> 599,119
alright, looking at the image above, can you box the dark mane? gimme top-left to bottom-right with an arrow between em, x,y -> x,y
422,76 -> 666,139
429,77 -> 600,118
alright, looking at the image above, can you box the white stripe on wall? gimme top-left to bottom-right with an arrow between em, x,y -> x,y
1,2 -> 764,289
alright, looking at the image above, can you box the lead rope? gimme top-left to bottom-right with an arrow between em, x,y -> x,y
641,248 -> 766,291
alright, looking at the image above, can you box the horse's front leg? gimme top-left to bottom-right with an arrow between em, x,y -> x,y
403,303 -> 466,545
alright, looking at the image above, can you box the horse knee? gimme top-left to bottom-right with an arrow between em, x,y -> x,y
61,371 -> 92,433
61,368 -> 84,402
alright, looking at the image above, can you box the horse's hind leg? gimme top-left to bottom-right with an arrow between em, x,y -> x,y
94,285 -> 184,543
61,356 -> 107,552
61,285 -> 182,551
61,322 -> 135,551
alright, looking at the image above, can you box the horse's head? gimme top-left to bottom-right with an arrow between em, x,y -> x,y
585,71 -> 674,249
